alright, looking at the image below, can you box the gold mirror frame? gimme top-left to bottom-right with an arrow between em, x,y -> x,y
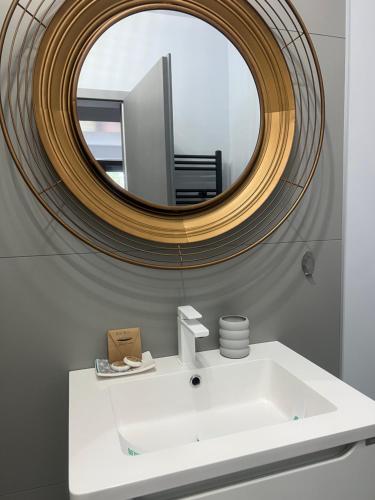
33,0 -> 296,244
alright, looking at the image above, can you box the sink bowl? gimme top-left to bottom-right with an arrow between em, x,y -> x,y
69,342 -> 375,499
111,359 -> 335,456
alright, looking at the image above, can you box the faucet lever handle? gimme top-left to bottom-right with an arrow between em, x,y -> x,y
178,305 -> 202,320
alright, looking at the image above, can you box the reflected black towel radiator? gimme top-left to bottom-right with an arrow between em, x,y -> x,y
174,150 -> 222,205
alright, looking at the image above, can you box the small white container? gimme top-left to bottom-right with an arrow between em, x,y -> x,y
219,315 -> 250,359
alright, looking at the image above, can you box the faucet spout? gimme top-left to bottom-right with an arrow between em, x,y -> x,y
178,306 -> 209,366
180,318 -> 209,338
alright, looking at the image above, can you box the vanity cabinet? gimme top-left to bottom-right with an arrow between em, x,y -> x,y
189,441 -> 375,500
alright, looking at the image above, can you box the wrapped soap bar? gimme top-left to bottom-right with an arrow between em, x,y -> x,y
107,328 -> 142,363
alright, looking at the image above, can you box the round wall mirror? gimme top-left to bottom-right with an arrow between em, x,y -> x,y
0,0 -> 323,268
76,10 -> 261,207
33,0 -> 296,245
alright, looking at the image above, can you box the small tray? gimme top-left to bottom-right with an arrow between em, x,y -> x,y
95,351 -> 155,378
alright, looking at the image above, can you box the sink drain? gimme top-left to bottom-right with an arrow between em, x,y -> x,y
190,375 -> 201,387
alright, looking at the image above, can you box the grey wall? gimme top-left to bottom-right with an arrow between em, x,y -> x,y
342,0 -> 375,399
0,1 -> 346,499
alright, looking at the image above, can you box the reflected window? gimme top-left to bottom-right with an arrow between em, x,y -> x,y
77,99 -> 126,188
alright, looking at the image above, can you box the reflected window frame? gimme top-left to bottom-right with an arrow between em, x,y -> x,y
77,88 -> 129,189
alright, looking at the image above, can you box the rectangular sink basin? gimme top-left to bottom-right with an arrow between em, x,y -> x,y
69,342 -> 375,499
111,359 -> 335,456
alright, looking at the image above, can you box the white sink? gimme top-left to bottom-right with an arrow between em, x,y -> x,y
69,342 -> 375,499
111,359 -> 335,456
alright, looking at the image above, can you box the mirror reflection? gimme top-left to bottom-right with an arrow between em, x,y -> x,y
77,10 -> 261,206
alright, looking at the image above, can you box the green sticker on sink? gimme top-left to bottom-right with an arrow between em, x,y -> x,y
293,416 -> 300,421
128,448 -> 140,456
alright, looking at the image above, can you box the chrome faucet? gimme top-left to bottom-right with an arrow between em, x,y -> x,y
178,306 -> 209,366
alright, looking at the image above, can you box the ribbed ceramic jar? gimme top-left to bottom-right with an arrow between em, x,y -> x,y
219,315 -> 250,358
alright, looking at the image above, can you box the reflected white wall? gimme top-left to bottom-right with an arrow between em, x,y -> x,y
228,44 -> 260,184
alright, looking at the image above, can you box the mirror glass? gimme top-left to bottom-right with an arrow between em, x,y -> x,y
77,10 -> 261,206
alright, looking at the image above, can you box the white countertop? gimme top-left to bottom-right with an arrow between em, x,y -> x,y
69,342 -> 375,499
